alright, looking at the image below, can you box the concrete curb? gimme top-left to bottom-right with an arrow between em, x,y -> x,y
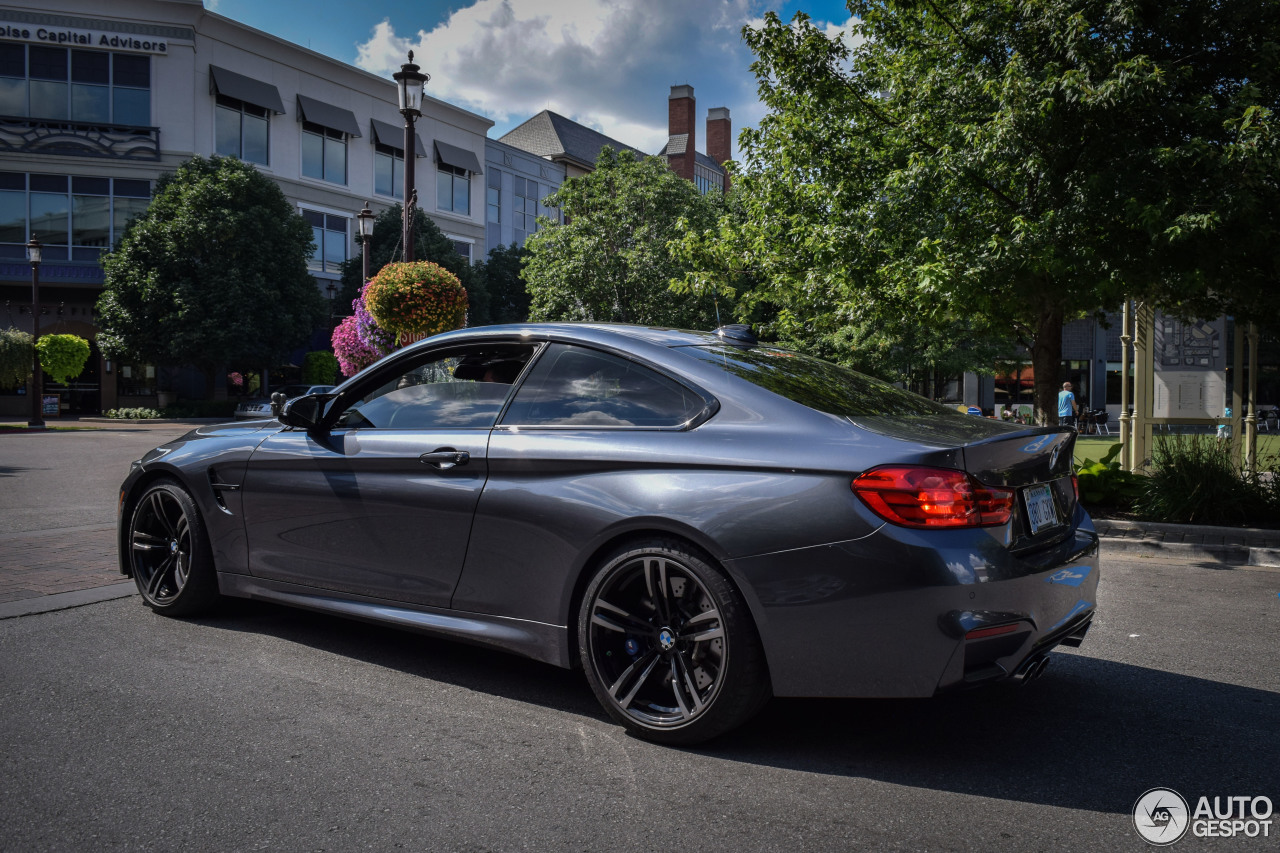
1095,518 -> 1280,568
0,582 -> 136,620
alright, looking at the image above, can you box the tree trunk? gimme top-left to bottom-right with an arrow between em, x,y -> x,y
1029,308 -> 1065,426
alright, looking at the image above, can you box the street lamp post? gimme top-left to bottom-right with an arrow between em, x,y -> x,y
392,52 -> 428,262
356,201 -> 375,284
26,235 -> 43,429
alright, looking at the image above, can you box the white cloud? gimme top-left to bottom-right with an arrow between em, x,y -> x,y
354,0 -> 763,156
822,14 -> 864,56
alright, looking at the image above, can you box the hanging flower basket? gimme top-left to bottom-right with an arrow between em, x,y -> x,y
364,261 -> 467,340
35,334 -> 90,386
332,315 -> 383,378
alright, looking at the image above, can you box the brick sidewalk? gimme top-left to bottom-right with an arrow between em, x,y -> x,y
0,523 -> 122,603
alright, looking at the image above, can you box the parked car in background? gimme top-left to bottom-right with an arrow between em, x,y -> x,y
119,324 -> 1098,744
233,384 -> 335,420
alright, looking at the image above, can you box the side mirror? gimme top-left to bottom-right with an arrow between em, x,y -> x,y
279,394 -> 329,431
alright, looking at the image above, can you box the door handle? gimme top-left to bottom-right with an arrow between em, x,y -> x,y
419,449 -> 470,470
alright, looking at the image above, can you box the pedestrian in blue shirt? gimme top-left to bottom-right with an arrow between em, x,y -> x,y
1058,382 -> 1079,428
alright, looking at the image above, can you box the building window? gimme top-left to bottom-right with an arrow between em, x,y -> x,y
117,362 -> 157,396
0,171 -> 150,262
215,95 -> 269,165
693,164 -> 723,195
486,169 -> 500,225
374,143 -> 404,199
451,240 -> 472,262
302,122 -> 347,184
437,163 -> 469,214
0,44 -> 150,125
303,209 -> 348,274
513,177 -> 540,246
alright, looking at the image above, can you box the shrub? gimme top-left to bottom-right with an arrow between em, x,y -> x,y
0,327 -> 32,390
302,350 -> 339,385
1075,443 -> 1146,508
34,334 -> 90,385
364,261 -> 467,339
106,407 -> 164,419
1135,434 -> 1275,527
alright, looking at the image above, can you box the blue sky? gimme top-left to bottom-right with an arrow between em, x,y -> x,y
204,0 -> 857,157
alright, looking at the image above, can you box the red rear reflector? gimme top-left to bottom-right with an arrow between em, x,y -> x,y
851,466 -> 1013,528
966,623 -> 1022,640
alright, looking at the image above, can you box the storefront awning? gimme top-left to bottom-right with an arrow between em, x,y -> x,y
208,65 -> 284,114
296,95 -> 362,137
370,118 -> 427,157
434,140 -> 482,175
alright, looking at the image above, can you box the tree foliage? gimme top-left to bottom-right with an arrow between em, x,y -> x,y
693,2 -> 1279,416
0,327 -> 32,390
478,243 -> 532,325
97,156 -> 324,397
525,148 -> 727,329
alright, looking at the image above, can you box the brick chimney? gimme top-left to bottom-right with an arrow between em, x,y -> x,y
706,106 -> 731,190
667,84 -> 696,181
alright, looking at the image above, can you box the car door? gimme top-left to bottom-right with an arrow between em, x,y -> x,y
241,341 -> 537,607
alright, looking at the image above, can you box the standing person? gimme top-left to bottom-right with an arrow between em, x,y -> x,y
1058,381 -> 1079,428
1217,405 -> 1232,443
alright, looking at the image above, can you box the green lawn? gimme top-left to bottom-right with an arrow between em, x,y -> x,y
1074,433 -> 1280,467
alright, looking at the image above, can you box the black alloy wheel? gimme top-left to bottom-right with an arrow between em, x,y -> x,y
127,479 -> 219,615
579,538 -> 770,744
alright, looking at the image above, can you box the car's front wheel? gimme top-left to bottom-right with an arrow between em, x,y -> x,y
126,479 -> 219,616
579,538 -> 770,744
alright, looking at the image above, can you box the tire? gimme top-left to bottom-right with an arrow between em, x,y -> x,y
578,537 -> 770,745
126,479 -> 220,616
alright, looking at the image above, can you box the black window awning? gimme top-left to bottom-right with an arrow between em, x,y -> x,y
370,118 -> 427,157
434,140 -> 482,175
209,65 -> 284,114
296,94 -> 361,137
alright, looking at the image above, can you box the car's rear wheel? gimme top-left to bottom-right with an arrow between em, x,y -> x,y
579,538 -> 770,744
127,479 -> 219,616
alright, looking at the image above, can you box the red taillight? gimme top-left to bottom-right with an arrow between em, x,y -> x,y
965,623 -> 1022,640
1071,472 -> 1079,502
851,466 -> 1014,528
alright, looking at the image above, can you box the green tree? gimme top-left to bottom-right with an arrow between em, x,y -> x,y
525,148 -> 726,328
97,156 -> 324,398
700,3 -> 1279,418
0,327 -> 32,390
478,243 -> 532,325
340,204 -> 488,325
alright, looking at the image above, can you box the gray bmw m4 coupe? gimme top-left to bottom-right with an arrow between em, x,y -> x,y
118,323 -> 1098,744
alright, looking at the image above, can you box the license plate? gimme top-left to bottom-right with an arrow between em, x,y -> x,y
1024,483 -> 1060,535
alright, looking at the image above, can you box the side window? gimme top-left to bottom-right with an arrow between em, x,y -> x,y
501,344 -> 704,428
335,344 -> 534,430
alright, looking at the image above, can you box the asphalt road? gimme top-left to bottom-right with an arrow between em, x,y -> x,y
0,424 -> 191,534
1,550 -> 1276,852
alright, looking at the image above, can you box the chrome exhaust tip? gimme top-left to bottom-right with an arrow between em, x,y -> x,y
1017,654 -> 1050,683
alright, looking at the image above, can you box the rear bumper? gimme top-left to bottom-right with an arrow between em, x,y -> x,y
725,506 -> 1100,698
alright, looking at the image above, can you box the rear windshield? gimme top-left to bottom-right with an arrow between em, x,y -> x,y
686,345 -> 950,417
